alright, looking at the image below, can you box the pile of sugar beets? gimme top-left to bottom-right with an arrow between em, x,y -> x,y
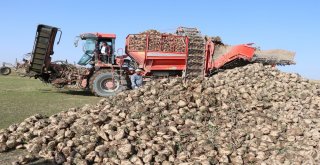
1,63 -> 320,165
128,29 -> 186,52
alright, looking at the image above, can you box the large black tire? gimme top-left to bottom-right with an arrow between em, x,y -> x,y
89,70 -> 127,97
0,67 -> 11,75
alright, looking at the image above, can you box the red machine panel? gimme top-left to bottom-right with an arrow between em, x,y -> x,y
204,42 -> 256,74
125,33 -> 189,73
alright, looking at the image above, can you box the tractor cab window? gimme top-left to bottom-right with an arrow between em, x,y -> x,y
83,39 -> 96,55
99,40 -> 114,55
99,40 -> 112,49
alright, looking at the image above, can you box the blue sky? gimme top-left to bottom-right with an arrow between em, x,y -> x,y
0,0 -> 319,79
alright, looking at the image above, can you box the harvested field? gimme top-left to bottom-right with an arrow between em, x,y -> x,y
1,64 -> 320,164
0,75 -> 100,129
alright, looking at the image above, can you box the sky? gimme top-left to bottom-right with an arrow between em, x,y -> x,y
0,0 -> 319,79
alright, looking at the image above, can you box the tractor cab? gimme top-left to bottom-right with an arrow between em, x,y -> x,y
75,33 -> 116,65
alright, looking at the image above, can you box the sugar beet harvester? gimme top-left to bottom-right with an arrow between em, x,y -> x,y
27,24 -> 295,97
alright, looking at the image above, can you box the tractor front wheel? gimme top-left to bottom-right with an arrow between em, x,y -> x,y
89,70 -> 127,97
0,67 -> 11,75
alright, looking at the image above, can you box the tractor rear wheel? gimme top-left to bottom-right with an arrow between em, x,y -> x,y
89,70 -> 127,97
0,67 -> 11,75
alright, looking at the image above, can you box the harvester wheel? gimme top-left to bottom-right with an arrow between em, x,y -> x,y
0,67 -> 11,75
89,70 -> 127,97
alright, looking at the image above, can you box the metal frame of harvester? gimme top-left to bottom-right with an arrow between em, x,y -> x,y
27,24 -> 295,97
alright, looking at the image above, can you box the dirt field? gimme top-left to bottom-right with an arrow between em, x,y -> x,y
0,149 -> 55,165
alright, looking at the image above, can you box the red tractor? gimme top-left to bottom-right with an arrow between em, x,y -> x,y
28,24 -> 132,96
27,24 -> 295,97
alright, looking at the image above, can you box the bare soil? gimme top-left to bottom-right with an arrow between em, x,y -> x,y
0,150 -> 55,165
0,149 -> 26,165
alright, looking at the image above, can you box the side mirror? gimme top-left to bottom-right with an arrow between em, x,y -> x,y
117,48 -> 124,56
74,36 -> 80,47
